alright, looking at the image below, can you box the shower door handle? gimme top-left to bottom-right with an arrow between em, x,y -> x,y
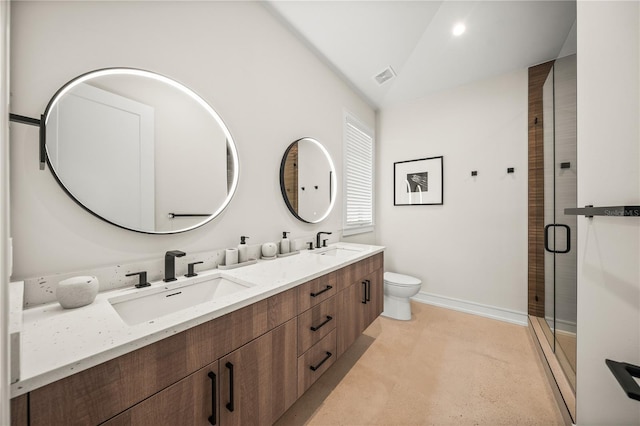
544,224 -> 571,254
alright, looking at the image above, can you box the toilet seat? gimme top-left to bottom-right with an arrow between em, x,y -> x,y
384,272 -> 421,287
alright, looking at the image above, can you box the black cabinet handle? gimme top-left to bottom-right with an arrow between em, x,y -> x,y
606,359 -> 640,401
225,362 -> 234,412
207,371 -> 217,425
310,285 -> 332,297
310,352 -> 332,371
310,315 -> 333,332
362,281 -> 367,304
544,224 -> 571,254
365,279 -> 371,302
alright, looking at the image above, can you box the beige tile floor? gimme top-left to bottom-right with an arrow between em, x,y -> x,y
276,302 -> 565,426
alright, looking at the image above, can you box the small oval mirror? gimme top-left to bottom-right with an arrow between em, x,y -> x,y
279,137 -> 336,223
44,68 -> 239,234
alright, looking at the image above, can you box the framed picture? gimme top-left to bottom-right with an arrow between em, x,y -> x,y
394,156 -> 443,205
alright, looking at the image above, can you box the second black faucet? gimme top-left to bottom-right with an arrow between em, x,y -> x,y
316,231 -> 332,249
164,250 -> 186,282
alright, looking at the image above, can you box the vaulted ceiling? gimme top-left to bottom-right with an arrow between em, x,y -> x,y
265,1 -> 576,110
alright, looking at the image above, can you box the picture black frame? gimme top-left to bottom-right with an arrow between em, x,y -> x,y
393,156 -> 443,206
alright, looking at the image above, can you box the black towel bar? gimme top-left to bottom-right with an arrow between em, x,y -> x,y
565,205 -> 640,218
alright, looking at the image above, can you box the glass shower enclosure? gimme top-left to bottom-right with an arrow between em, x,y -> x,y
540,53 -> 578,392
528,52 -> 577,421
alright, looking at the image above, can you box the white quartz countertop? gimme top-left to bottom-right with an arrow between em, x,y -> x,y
10,242 -> 384,397
9,281 -> 24,385
9,281 -> 23,336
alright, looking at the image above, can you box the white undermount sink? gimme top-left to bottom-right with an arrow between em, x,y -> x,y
108,273 -> 252,326
313,245 -> 365,258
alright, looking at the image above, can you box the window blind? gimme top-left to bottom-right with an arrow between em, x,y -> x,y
343,113 -> 374,235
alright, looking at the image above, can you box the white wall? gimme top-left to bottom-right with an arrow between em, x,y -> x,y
1,1 -> 10,422
377,69 -> 528,315
9,1 -> 375,279
576,1 -> 640,424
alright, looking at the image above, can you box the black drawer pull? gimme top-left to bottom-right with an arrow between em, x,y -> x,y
207,371 -> 217,425
310,351 -> 332,371
310,285 -> 332,297
225,362 -> 234,412
365,279 -> 371,302
310,315 -> 333,332
361,281 -> 367,304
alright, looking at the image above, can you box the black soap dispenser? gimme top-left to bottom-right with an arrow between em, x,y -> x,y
238,236 -> 249,263
280,232 -> 290,254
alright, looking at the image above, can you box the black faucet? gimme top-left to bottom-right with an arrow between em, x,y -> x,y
185,261 -> 203,278
164,250 -> 186,282
126,271 -> 150,288
316,231 -> 332,249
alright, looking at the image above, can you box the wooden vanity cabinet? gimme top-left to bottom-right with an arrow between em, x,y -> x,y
28,288 -> 296,426
219,319 -> 297,426
105,319 -> 298,426
19,251 -> 383,426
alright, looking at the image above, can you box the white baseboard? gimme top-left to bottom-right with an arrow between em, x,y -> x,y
412,291 -> 528,326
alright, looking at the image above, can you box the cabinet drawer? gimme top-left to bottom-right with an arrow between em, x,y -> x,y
297,329 -> 337,397
297,272 -> 337,313
298,296 -> 336,355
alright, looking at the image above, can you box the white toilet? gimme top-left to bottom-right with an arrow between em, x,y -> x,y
381,272 -> 422,321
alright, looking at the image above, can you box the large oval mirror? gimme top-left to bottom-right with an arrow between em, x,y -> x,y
44,68 -> 239,234
279,137 -> 336,223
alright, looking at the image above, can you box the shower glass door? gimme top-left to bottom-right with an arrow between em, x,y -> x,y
542,54 -> 577,390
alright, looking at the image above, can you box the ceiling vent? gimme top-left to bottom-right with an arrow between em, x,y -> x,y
373,66 -> 396,85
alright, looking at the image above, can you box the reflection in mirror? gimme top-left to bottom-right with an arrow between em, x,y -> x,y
44,68 -> 239,234
280,137 -> 336,223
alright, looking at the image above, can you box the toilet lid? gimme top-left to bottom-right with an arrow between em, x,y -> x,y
384,272 -> 421,286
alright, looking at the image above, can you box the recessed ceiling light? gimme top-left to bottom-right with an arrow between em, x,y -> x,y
452,23 -> 466,36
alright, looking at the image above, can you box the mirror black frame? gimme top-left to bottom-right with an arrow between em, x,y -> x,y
279,137 -> 336,224
11,67 -> 240,234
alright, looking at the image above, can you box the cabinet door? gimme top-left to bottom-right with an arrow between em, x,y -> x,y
336,278 -> 369,357
219,318 -> 297,426
103,361 -> 219,426
337,267 -> 384,357
10,394 -> 28,426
